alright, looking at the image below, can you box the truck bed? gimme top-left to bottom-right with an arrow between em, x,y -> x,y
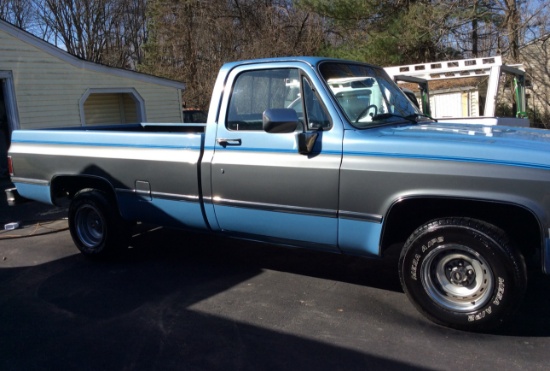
9,124 -> 207,229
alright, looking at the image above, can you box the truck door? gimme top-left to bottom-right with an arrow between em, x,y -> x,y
210,65 -> 343,252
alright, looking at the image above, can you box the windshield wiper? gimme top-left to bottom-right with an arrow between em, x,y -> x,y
370,113 -> 436,125
371,113 -> 417,124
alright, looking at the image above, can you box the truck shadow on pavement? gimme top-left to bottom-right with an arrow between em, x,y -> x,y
0,226 -> 420,370
1,225 -> 550,370
127,227 -> 550,338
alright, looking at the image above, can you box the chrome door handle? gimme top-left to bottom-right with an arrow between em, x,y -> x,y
217,138 -> 242,147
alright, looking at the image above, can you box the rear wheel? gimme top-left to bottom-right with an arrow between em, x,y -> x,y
399,217 -> 527,331
69,189 -> 131,259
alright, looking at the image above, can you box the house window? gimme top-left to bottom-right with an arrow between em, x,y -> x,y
80,88 -> 145,126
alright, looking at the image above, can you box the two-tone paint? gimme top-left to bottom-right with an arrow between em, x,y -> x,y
8,57 -> 550,274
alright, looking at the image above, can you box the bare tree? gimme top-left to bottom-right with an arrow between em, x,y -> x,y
499,0 -> 522,62
31,0 -> 147,68
35,0 -> 107,62
141,0 -> 324,109
520,2 -> 550,128
101,0 -> 147,69
448,0 -> 501,58
0,0 -> 35,28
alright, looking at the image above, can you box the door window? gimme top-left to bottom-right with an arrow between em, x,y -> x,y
227,68 -> 301,131
302,77 -> 331,130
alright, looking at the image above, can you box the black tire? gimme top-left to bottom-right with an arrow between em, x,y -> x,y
399,217 -> 527,331
68,189 -> 131,259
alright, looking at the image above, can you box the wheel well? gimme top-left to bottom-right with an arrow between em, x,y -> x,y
381,197 -> 542,260
51,175 -> 116,204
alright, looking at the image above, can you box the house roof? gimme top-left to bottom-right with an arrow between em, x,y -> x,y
0,18 -> 185,90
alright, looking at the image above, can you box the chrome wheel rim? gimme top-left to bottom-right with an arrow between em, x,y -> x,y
421,244 -> 494,312
75,205 -> 105,249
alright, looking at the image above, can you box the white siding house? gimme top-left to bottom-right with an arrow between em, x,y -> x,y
0,19 -> 186,177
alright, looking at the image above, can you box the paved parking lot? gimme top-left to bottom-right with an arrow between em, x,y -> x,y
1,180 -> 550,370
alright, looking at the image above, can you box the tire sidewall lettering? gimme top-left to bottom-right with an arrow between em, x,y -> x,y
493,276 -> 505,306
410,235 -> 445,281
403,226 -> 510,326
466,276 -> 505,322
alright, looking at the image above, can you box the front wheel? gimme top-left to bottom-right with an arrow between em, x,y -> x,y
68,189 -> 131,259
399,217 -> 527,331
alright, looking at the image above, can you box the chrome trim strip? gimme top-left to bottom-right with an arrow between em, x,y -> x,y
117,189 -> 136,194
116,188 -> 200,203
211,197 -> 383,221
11,177 -> 50,186
338,210 -> 384,223
212,197 -> 336,218
117,191 -> 382,221
152,191 -> 200,202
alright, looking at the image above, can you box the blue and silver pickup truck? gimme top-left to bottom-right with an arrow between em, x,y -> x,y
7,57 -> 550,331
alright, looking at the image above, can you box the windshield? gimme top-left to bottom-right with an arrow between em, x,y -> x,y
319,62 -> 426,128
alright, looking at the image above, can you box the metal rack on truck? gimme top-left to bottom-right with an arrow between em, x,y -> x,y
384,56 -> 529,127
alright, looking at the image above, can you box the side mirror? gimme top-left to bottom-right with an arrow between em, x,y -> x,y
297,132 -> 318,155
263,108 -> 299,133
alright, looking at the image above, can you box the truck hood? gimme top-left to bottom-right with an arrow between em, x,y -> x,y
350,122 -> 550,170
